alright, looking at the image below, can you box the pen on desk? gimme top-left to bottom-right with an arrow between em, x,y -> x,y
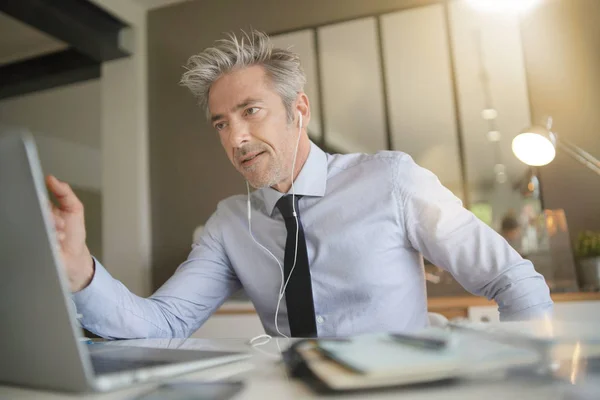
388,333 -> 448,350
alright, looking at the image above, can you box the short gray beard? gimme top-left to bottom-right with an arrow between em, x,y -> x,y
245,160 -> 284,189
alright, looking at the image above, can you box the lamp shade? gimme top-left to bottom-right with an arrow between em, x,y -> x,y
467,0 -> 542,14
512,125 -> 556,166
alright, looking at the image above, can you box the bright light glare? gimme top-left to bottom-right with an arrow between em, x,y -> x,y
512,133 -> 556,166
467,0 -> 542,14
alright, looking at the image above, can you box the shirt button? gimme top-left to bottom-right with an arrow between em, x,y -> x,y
316,315 -> 325,324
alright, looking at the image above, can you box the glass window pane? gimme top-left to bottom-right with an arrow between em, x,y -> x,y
381,5 -> 464,199
270,29 -> 322,142
448,0 -> 533,229
318,17 -> 387,153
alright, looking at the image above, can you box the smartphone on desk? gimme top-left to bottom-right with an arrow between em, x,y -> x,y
133,381 -> 244,400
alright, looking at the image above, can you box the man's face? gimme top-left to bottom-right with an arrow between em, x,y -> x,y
208,65 -> 297,189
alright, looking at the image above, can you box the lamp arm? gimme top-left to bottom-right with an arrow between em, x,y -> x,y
555,137 -> 600,176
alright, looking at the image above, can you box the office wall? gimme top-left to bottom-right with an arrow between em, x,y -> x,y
0,81 -> 103,259
147,0 -> 443,287
521,0 -> 600,242
90,0 -> 152,297
0,81 -> 101,149
148,0 -> 600,288
32,134 -> 101,191
1,0 -> 151,296
72,187 -> 103,259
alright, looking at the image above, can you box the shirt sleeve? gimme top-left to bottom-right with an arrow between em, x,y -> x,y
72,208 -> 241,339
395,155 -> 553,321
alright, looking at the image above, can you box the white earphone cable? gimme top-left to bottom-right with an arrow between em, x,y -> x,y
247,182 -> 287,338
280,116 -> 302,301
248,112 -> 303,344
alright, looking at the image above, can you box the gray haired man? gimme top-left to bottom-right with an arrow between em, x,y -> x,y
48,30 -> 552,339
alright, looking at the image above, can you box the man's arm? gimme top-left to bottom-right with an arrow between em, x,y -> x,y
73,209 -> 241,339
46,175 -> 240,338
396,156 -> 553,320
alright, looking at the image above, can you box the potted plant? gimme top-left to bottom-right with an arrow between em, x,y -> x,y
574,231 -> 600,290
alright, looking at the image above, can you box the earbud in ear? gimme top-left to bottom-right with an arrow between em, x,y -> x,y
298,112 -> 303,129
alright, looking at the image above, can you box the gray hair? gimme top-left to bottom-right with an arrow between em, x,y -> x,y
180,29 -> 306,122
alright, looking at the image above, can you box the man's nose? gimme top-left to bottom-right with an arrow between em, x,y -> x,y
229,120 -> 251,148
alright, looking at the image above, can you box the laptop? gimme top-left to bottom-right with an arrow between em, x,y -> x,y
0,129 -> 250,392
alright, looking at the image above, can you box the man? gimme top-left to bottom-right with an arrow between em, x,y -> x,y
48,30 -> 552,339
500,212 -> 523,254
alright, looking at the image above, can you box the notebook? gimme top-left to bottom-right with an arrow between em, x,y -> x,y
283,329 -> 542,393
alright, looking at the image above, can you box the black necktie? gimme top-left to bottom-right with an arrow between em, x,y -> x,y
275,195 -> 317,337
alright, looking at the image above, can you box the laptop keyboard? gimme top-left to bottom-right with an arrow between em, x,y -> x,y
90,354 -> 173,375
86,345 -> 245,376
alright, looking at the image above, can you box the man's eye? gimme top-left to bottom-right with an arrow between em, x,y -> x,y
215,122 -> 226,131
246,107 -> 259,116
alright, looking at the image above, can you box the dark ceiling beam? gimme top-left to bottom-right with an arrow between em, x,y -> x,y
0,49 -> 100,100
0,0 -> 130,62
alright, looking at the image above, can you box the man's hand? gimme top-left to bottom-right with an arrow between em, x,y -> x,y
46,175 -> 94,292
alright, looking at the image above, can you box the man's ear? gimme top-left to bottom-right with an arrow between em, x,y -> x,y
296,92 -> 310,129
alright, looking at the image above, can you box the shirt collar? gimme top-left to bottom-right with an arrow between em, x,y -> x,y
259,141 -> 328,216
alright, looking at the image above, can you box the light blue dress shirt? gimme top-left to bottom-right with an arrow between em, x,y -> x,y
74,142 -> 553,338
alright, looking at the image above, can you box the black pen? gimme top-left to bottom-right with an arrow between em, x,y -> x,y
388,333 -> 448,350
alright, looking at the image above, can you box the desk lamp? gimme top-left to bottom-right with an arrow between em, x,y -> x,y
512,117 -> 600,175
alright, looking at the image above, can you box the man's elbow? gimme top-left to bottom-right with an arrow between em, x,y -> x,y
499,300 -> 554,322
491,269 -> 554,321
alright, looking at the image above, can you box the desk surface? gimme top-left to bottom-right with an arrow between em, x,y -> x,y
1,330 -> 599,400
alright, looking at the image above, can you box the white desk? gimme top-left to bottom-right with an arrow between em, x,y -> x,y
1,334 -> 599,400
